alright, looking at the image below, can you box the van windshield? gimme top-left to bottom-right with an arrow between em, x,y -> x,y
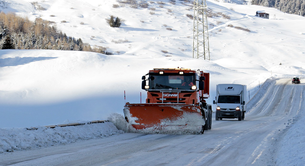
218,95 -> 240,103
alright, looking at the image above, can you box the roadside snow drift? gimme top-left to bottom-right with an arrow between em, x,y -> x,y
0,122 -> 123,153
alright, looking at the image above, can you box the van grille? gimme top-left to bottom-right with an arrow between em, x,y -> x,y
220,108 -> 236,111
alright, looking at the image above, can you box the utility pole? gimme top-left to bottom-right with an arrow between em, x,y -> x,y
193,0 -> 210,60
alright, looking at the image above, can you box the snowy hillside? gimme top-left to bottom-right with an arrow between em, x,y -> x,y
0,0 -> 304,128
0,0 -> 305,164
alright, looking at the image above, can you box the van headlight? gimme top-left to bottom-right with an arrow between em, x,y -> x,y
216,106 -> 221,111
236,106 -> 240,111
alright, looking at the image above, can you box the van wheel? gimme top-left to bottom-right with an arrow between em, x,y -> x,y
238,112 -> 242,121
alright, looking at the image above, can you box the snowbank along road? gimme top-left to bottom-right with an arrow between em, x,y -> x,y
0,78 -> 303,166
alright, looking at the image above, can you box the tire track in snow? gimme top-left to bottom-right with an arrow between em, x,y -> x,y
246,80 -> 304,165
272,84 -> 305,166
190,79 -> 302,165
246,78 -> 277,115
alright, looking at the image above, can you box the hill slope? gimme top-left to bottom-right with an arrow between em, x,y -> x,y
0,0 -> 304,127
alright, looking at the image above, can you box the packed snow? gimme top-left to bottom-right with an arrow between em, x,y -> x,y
0,121 -> 123,153
0,0 -> 305,165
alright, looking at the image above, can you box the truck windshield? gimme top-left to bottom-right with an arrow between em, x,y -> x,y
149,74 -> 195,90
218,95 -> 240,103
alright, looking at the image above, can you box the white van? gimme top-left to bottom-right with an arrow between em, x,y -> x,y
213,84 -> 247,121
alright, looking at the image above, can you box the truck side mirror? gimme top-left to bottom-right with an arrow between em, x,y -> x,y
199,76 -> 205,90
199,81 -> 204,90
142,76 -> 145,80
243,101 -> 245,105
213,100 -> 216,104
142,80 -> 146,90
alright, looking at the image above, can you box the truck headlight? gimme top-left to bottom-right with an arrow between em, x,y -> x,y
191,85 -> 196,90
216,106 -> 220,111
145,85 -> 149,89
236,106 -> 240,111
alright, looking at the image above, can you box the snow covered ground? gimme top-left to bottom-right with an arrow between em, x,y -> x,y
1,78 -> 304,165
0,121 -> 123,153
0,0 -> 305,165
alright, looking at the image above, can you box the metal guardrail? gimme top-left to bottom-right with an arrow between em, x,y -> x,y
26,120 -> 110,130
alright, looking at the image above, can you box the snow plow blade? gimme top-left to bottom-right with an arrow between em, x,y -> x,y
123,103 -> 205,134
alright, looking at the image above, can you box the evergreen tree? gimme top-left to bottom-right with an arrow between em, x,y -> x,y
108,16 -> 121,27
0,12 -> 106,53
2,36 -> 15,49
252,0 -> 305,16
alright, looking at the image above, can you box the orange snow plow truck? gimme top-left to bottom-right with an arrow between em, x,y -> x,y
123,68 -> 212,134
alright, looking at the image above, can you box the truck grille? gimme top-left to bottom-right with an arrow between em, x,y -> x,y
157,98 -> 186,103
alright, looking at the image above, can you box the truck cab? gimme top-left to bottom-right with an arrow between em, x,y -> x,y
142,68 -> 208,104
213,84 -> 247,121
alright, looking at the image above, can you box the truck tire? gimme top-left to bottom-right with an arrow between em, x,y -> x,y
208,105 -> 212,129
204,117 -> 209,130
209,113 -> 212,130
200,125 -> 205,134
202,106 -> 211,130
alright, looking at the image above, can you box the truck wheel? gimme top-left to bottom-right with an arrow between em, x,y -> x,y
215,111 -> 219,121
200,125 -> 205,134
204,118 -> 209,130
209,112 -> 212,130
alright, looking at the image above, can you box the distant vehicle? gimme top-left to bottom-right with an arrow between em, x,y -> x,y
213,84 -> 247,121
292,77 -> 300,84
